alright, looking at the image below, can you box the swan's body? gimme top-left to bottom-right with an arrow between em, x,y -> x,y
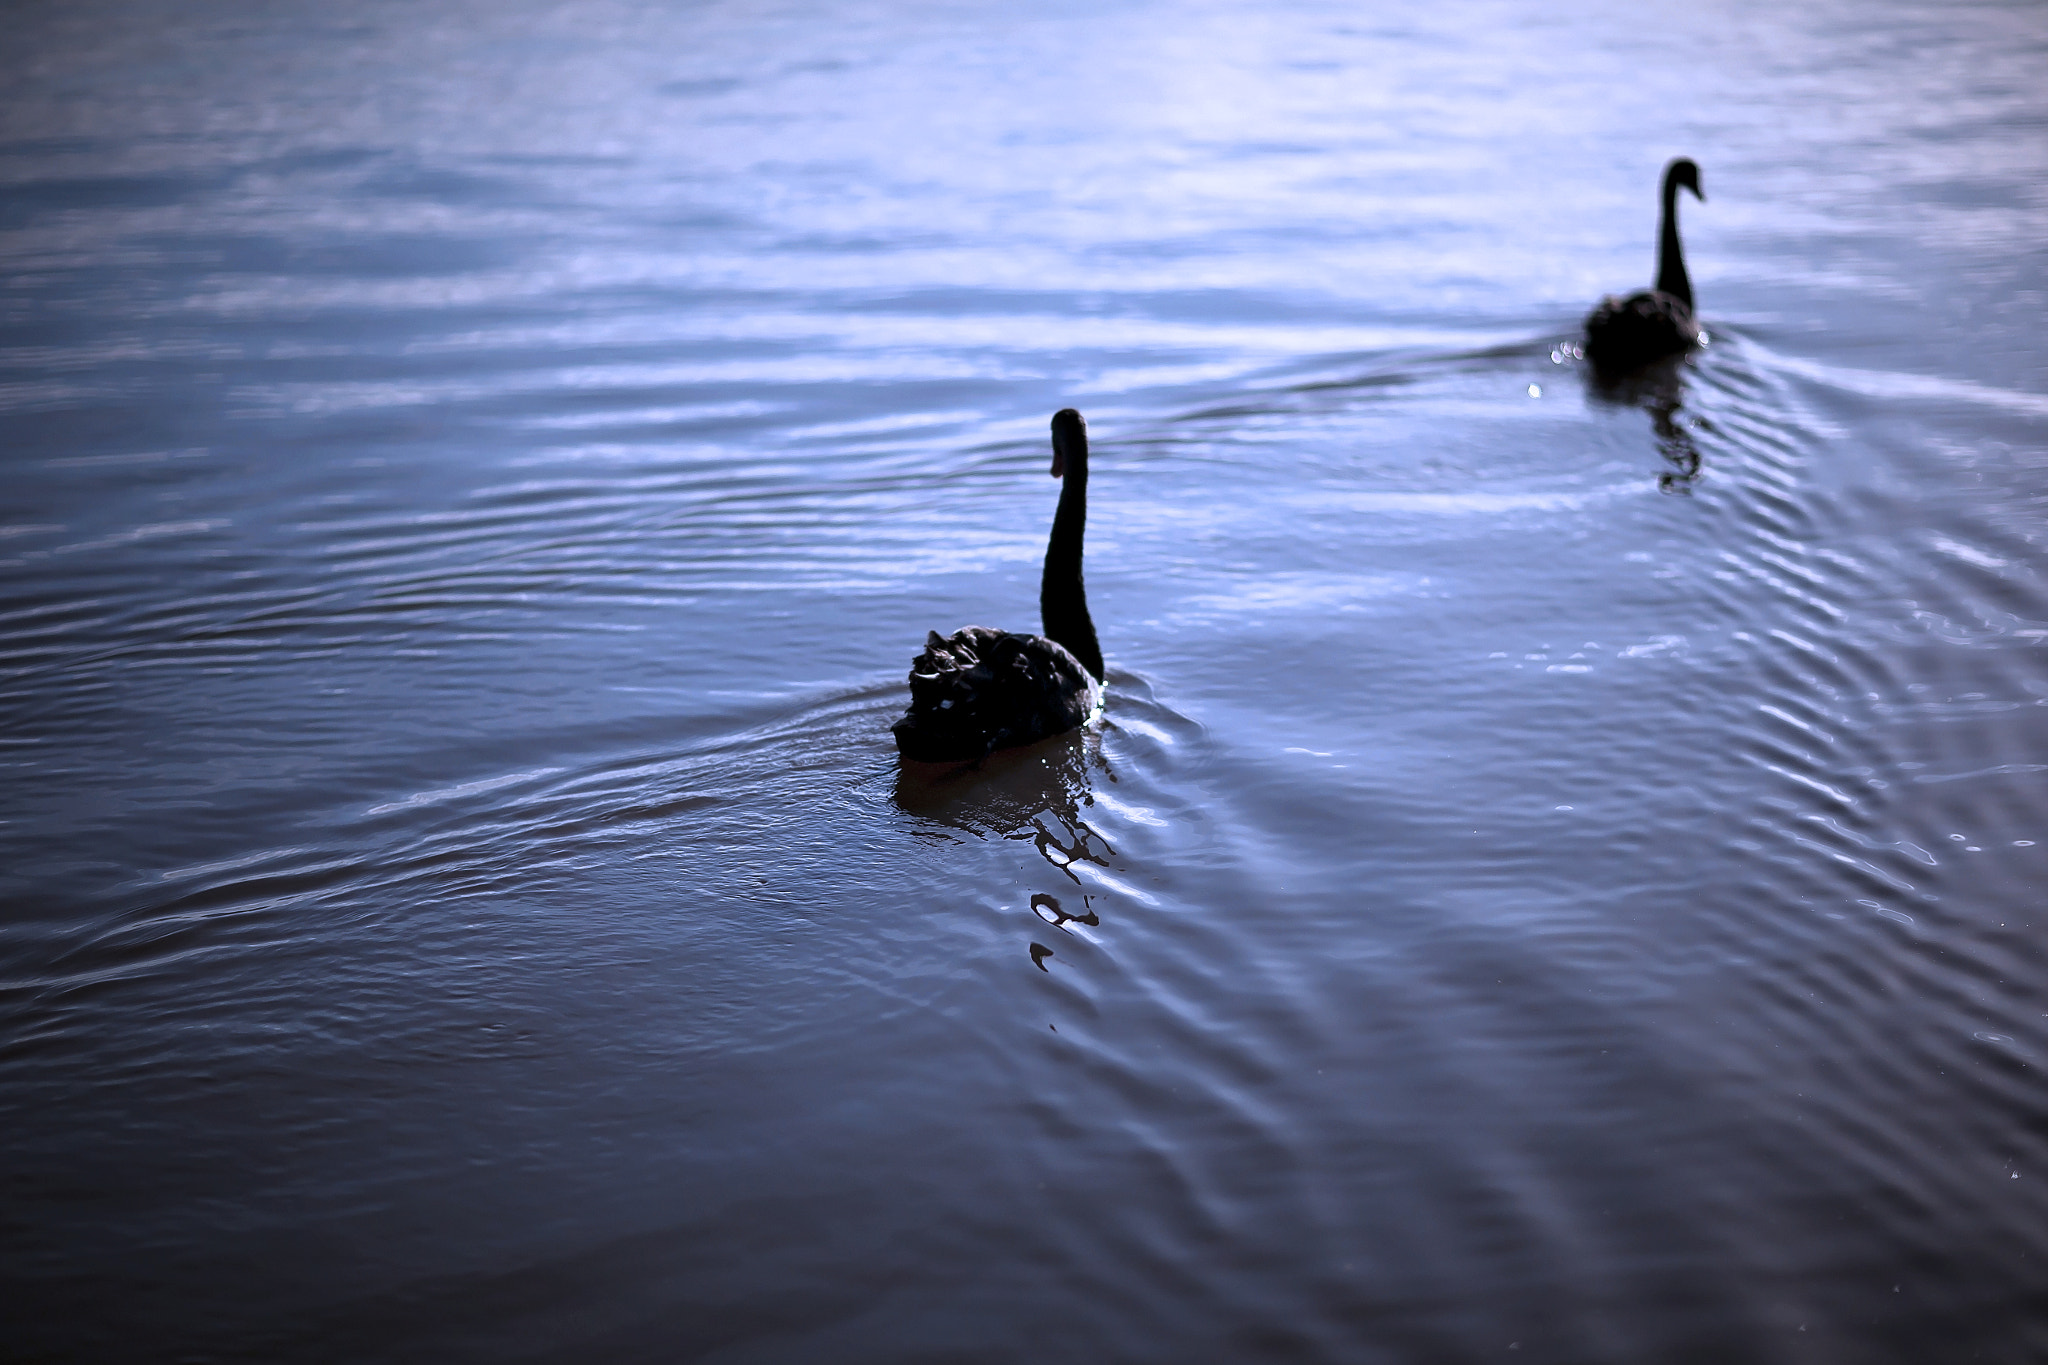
1585,158 -> 1705,372
892,626 -> 1098,763
891,409 -> 1104,764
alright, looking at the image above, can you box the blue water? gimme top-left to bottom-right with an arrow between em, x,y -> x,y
5,1 -> 2046,1360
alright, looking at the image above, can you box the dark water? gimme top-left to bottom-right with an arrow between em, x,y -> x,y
5,1 -> 2046,1361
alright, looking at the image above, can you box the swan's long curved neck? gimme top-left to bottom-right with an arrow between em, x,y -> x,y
1655,170 -> 1693,310
1041,422 -> 1103,682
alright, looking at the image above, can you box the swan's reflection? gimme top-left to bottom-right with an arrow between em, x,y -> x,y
1584,356 -> 1704,495
1031,892 -> 1099,929
1025,890 -> 1102,968
892,722 -> 1104,829
894,723 -> 1118,972
1649,394 -> 1703,495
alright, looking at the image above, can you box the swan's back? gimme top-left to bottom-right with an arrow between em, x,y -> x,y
1584,290 -> 1699,369
891,626 -> 1098,763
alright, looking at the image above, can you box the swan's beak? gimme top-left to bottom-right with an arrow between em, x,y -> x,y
1050,449 -> 1065,479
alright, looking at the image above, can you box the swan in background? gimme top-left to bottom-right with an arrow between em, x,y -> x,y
892,408 -> 1104,764
1584,158 -> 1706,372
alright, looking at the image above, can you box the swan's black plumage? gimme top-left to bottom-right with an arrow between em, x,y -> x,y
1585,158 -> 1705,372
891,409 -> 1103,763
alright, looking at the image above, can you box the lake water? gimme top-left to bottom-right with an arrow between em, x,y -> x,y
4,1 -> 2046,1361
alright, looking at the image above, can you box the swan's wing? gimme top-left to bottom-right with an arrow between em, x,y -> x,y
892,628 -> 1095,762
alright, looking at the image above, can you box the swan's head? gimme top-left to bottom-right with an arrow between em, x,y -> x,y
1050,407 -> 1087,479
1667,157 -> 1704,203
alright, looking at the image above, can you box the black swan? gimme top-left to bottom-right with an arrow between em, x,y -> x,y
892,408 -> 1104,763
1584,158 -> 1706,371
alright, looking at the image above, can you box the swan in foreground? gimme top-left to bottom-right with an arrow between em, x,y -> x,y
892,408 -> 1104,763
1584,158 -> 1706,372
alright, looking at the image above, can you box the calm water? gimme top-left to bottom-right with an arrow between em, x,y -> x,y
5,1 -> 2046,1361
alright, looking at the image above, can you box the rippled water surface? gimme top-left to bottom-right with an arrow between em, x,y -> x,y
5,1 -> 2047,1361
